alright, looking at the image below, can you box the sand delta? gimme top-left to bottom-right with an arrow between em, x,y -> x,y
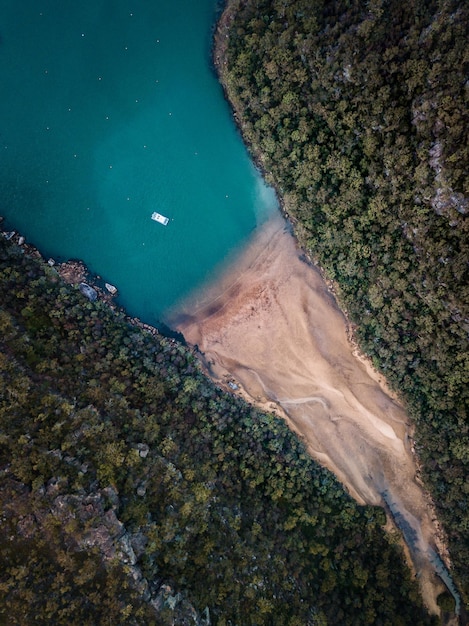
168,213 -> 452,615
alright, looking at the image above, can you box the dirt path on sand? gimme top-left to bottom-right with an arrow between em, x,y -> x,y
167,214 -> 454,616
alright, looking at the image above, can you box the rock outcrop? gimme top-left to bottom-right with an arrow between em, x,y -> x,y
79,282 -> 98,302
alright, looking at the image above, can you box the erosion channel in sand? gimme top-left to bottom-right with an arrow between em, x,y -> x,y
167,213 -> 460,617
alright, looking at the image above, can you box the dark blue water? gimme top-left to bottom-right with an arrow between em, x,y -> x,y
0,0 -> 277,324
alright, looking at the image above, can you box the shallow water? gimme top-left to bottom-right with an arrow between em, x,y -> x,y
0,0 -> 277,324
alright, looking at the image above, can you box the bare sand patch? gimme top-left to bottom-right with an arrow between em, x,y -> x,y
167,214 -> 453,615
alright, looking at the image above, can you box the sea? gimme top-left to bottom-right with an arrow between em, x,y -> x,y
0,0 -> 278,326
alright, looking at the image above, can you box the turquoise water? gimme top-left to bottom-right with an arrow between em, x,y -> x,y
0,0 -> 277,325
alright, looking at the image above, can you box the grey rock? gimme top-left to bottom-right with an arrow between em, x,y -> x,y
105,282 -> 118,294
130,530 -> 148,558
101,486 -> 119,507
137,443 -> 150,458
79,282 -> 97,302
119,533 -> 137,565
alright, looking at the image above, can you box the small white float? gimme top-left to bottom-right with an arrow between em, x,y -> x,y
151,212 -> 169,225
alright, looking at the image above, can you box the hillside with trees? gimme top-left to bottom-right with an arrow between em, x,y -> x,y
0,232 -> 438,624
215,0 -> 468,610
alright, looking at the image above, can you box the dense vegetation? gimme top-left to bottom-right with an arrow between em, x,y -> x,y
216,0 -> 468,609
0,235 -> 436,624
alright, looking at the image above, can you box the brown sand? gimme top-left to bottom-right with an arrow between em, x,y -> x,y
167,214 -> 450,615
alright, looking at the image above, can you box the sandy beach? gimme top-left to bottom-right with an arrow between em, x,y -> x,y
168,213 -> 453,615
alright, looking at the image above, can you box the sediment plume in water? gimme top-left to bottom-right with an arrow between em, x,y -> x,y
166,213 -> 460,616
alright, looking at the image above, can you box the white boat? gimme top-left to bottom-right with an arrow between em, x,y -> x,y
151,212 -> 169,225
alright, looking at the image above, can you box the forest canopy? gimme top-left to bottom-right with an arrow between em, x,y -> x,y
0,234 -> 435,624
217,0 -> 468,608
0,0 -> 467,621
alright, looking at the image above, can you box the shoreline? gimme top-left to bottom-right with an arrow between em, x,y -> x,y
0,218 -> 172,342
0,2 -> 460,614
211,0 -> 404,407
206,2 -> 461,616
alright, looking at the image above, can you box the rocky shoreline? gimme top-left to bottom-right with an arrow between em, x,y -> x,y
0,217 -> 162,340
